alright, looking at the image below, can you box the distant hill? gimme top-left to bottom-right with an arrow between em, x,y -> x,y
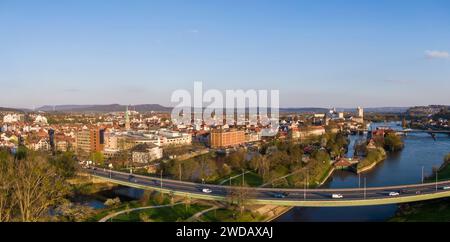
0,104 -> 413,114
407,105 -> 450,117
36,104 -> 172,113
341,107 -> 409,113
279,107 -> 330,113
280,107 -> 409,114
0,107 -> 26,113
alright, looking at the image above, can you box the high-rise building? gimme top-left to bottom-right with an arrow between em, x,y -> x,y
354,107 -> 364,124
76,126 -> 105,154
76,127 -> 91,154
210,128 -> 245,148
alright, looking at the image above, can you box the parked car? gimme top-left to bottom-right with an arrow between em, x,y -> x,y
442,186 -> 450,190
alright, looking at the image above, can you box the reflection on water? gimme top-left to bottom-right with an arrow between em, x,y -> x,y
82,200 -> 106,210
113,186 -> 144,200
276,205 -> 398,222
276,122 -> 450,221
80,186 -> 145,210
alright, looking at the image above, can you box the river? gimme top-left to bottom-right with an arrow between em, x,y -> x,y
275,122 -> 450,221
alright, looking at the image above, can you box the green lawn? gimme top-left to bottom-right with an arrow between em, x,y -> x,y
85,193 -> 172,222
86,200 -> 148,222
238,171 -> 263,187
391,157 -> 450,222
215,171 -> 263,187
390,198 -> 450,222
111,204 -> 211,222
214,171 -> 241,185
201,208 -> 266,222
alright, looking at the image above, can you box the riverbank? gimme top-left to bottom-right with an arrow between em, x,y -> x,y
276,122 -> 450,222
356,147 -> 387,173
391,154 -> 450,222
389,197 -> 450,222
317,167 -> 336,186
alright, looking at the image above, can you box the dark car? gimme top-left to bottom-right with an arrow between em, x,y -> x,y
272,192 -> 289,198
128,175 -> 137,182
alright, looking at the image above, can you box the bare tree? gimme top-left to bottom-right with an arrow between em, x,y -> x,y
11,155 -> 70,222
226,184 -> 255,216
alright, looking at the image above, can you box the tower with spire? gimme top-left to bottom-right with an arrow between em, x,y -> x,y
125,105 -> 131,130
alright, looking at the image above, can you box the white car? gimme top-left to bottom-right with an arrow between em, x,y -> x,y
332,194 -> 343,199
442,186 -> 450,190
202,188 -> 212,193
388,192 -> 400,196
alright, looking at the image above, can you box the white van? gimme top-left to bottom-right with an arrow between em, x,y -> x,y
202,188 -> 212,193
332,194 -> 343,199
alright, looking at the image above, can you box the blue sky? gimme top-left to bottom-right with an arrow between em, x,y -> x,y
1,0 -> 449,108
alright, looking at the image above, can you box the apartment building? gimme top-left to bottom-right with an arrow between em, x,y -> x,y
210,128 -> 245,148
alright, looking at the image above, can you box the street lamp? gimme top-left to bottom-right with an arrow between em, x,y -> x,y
160,170 -> 163,190
364,177 -> 367,200
242,169 -> 245,187
109,163 -> 113,178
303,176 -> 306,201
304,170 -> 309,201
435,171 -> 438,192
358,173 -> 361,188
421,166 -> 424,184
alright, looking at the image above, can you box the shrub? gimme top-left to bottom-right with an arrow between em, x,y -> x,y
104,197 -> 121,207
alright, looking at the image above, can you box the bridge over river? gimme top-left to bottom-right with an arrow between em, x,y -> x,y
397,129 -> 450,135
85,168 -> 450,207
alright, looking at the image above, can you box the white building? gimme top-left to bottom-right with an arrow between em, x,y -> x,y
131,143 -> 163,163
158,130 -> 192,146
2,114 -> 23,123
34,115 -> 48,124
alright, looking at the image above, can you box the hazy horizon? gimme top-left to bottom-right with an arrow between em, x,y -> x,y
1,103 -> 443,111
1,0 -> 449,108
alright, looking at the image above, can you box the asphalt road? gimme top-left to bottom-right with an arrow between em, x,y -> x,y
85,167 -> 450,202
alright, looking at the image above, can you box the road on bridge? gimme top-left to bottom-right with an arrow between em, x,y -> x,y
85,167 -> 450,206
